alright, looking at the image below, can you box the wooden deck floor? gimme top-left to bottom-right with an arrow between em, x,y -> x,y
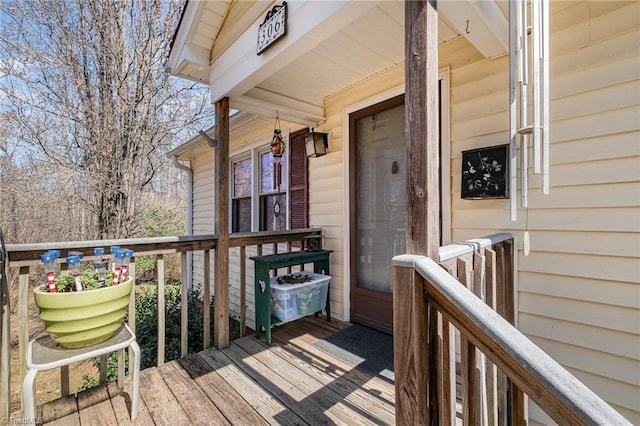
37,316 -> 396,425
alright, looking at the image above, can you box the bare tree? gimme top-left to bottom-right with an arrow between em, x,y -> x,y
0,0 -> 212,239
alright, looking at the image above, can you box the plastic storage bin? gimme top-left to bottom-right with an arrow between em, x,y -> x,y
270,272 -> 330,322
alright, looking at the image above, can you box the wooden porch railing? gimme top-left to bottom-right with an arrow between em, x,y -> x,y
393,233 -> 630,425
1,228 -> 322,417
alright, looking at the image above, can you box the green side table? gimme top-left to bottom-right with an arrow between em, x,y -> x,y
250,250 -> 332,344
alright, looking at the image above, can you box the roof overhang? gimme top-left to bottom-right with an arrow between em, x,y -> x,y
167,1 -> 509,124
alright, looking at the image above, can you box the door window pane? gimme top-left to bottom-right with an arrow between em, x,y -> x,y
356,104 -> 405,293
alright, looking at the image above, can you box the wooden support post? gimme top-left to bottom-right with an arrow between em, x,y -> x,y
405,0 -> 440,259
401,0 -> 440,422
393,263 -> 429,425
214,97 -> 230,349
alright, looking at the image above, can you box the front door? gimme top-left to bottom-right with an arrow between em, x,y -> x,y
350,95 -> 405,334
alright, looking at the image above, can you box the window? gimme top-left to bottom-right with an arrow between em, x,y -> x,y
230,128 -> 308,233
232,157 -> 252,233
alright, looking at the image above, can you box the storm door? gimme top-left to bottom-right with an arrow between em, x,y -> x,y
349,95 -> 405,334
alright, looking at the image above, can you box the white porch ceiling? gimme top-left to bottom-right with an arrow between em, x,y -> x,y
168,1 -> 508,126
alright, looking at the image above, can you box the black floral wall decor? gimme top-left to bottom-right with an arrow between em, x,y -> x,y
461,144 -> 509,199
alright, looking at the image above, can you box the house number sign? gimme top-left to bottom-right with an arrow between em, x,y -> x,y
257,2 -> 287,55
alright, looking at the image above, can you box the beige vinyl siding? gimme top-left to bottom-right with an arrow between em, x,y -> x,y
189,151 -> 214,296
447,1 -> 640,423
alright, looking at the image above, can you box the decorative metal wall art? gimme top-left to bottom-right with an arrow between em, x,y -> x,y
461,144 -> 509,200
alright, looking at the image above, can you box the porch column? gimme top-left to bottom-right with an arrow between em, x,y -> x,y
214,97 -> 230,349
394,0 -> 440,425
405,0 -> 440,259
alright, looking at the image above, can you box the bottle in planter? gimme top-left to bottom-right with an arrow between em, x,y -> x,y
41,252 -> 57,293
50,250 -> 61,273
93,247 -> 107,287
119,249 -> 133,283
109,246 -> 120,272
66,255 -> 83,292
112,250 -> 125,285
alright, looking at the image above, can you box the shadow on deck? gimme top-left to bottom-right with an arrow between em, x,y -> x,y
36,316 -> 396,425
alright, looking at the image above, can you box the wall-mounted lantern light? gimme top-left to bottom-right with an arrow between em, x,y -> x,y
305,128 -> 328,158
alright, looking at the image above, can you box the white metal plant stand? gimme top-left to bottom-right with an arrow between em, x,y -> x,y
22,323 -> 140,423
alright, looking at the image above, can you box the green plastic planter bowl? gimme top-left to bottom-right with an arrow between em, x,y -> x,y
34,277 -> 133,349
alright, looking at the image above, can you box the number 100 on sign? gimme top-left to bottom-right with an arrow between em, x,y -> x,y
257,2 -> 287,55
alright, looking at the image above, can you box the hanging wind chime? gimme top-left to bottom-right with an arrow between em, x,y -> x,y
270,113 -> 285,228
509,0 -> 550,254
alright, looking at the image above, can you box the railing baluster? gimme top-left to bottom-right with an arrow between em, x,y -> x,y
457,257 -> 480,425
495,244 -> 506,318
494,243 -> 509,424
510,382 -> 527,426
240,246 -> 246,337
485,247 -> 499,426
428,304 -> 440,425
473,251 -> 489,426
203,249 -> 211,348
157,254 -> 165,365
99,355 -> 107,384
440,316 -> 456,426
181,252 -> 188,358
462,337 -> 480,425
436,261 -> 457,425
128,260 -> 136,371
18,266 -> 29,409
504,239 -> 515,324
